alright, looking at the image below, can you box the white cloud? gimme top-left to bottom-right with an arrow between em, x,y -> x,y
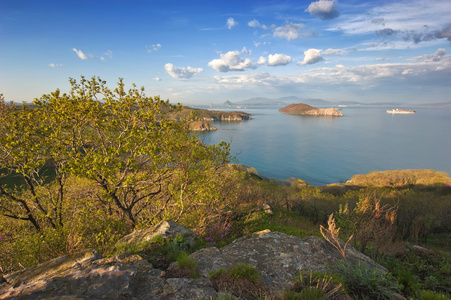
257,56 -> 266,65
273,23 -> 312,41
164,63 -> 203,79
208,50 -> 257,72
254,41 -> 270,47
227,17 -> 238,29
409,48 -> 447,62
48,63 -> 62,68
213,72 -> 280,85
268,54 -> 291,66
99,50 -> 113,61
299,49 -> 324,65
153,77 -> 162,81
72,48 -> 87,60
331,0 -> 451,42
248,19 -> 269,30
146,44 -> 161,53
207,49 -> 451,103
305,0 -> 339,20
322,48 -> 348,56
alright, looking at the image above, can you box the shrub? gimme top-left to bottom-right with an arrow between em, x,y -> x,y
227,263 -> 260,284
209,264 -> 272,300
174,251 -> 199,278
333,260 -> 401,299
419,290 -> 451,300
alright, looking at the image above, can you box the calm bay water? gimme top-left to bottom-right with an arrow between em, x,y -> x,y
198,106 -> 451,186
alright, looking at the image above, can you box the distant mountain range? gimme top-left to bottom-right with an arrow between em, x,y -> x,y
220,96 -> 451,108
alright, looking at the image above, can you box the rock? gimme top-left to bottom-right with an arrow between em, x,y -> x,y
191,230 -> 386,290
114,220 -> 196,249
0,251 -> 161,299
0,250 -> 216,300
0,225 -> 390,299
188,120 -> 217,131
262,202 -> 273,215
279,103 -> 343,116
162,278 -> 217,299
3,249 -> 102,289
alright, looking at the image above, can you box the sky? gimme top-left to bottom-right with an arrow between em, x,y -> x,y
1,0 -> 451,105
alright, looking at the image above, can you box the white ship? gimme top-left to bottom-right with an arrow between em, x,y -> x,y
386,109 -> 415,114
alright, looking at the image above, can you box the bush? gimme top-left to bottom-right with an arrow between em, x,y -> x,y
227,263 -> 260,284
209,264 -> 272,300
419,290 -> 451,300
286,269 -> 343,300
333,260 -> 400,299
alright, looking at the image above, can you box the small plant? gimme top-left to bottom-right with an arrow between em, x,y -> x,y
418,290 -> 451,300
202,220 -> 233,246
227,263 -> 260,284
320,213 -> 353,261
209,264 -> 272,300
286,269 -> 342,300
174,251 -> 200,278
333,260 -> 401,299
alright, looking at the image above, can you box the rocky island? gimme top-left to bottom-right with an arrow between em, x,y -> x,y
166,106 -> 252,131
279,103 -> 343,117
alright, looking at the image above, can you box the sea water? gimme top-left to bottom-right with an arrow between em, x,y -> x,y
198,107 -> 451,186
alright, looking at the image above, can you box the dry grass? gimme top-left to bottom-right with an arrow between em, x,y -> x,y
320,214 -> 353,261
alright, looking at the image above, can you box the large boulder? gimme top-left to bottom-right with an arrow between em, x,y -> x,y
0,251 -> 216,300
114,220 -> 196,249
190,230 -> 386,289
0,225 -> 388,299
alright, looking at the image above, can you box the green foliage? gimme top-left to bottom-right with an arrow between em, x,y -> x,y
215,292 -> 236,300
336,193 -> 398,254
380,248 -> 451,296
287,269 -> 343,300
227,263 -> 260,284
0,76 -> 233,272
174,251 -> 200,278
209,268 -> 226,280
231,206 -> 320,241
209,264 -> 272,299
297,287 -> 325,300
333,260 -> 400,299
419,290 -> 451,300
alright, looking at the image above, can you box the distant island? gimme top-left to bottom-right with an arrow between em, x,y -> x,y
167,106 -> 252,131
218,96 -> 451,109
278,103 -> 343,117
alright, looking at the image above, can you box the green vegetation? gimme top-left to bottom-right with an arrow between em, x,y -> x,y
1,83 -> 451,299
0,78 -> 233,271
332,260 -> 401,299
286,270 -> 343,299
209,264 -> 271,299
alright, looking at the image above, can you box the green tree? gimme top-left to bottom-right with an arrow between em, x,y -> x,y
0,77 -> 231,231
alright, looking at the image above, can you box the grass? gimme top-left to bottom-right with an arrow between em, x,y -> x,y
232,206 -> 321,239
209,264 -> 272,300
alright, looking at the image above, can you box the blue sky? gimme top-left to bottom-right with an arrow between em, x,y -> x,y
1,0 -> 450,105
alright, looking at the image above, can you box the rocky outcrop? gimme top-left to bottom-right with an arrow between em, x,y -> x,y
0,223 -> 387,299
188,230 -> 385,290
188,120 -> 217,131
279,103 -> 343,117
199,111 -> 251,121
114,220 -> 196,249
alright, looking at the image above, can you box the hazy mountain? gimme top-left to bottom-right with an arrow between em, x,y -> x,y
235,97 -> 286,106
419,101 -> 451,108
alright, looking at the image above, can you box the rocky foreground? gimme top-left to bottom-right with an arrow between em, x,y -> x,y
0,220 -> 388,299
279,103 -> 343,117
